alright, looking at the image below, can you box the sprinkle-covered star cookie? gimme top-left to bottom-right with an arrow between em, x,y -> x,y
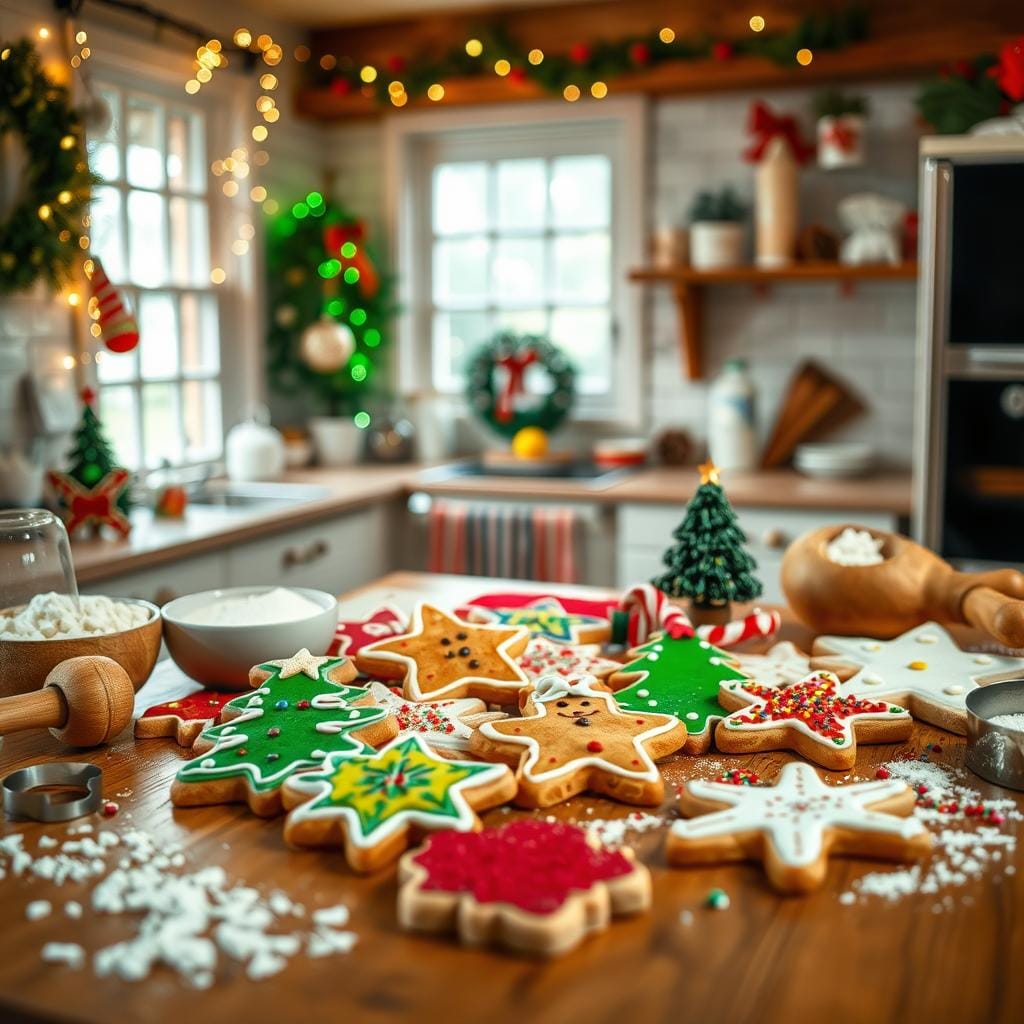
608,635 -> 748,755
518,636 -> 620,683
282,734 -> 516,872
730,641 -> 812,689
398,819 -> 651,956
135,690 -> 234,747
356,603 -> 529,704
330,605 -> 407,658
466,596 -> 611,645
365,682 -> 507,758
812,621 -> 1024,735
470,674 -> 687,808
715,671 -> 912,771
171,655 -> 397,817
667,761 -> 931,894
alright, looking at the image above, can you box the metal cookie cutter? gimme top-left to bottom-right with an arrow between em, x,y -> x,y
3,762 -> 103,822
965,680 -> 1024,792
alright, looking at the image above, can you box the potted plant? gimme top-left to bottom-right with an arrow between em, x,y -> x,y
814,89 -> 869,169
688,188 -> 748,270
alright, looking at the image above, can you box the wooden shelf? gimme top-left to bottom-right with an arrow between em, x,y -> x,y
628,261 -> 918,380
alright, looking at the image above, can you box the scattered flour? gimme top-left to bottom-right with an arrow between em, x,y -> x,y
0,592 -> 151,641
41,942 -> 85,969
26,899 -> 52,920
825,527 -> 885,567
576,811 -> 668,847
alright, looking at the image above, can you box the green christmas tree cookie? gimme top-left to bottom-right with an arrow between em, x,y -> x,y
608,634 -> 748,754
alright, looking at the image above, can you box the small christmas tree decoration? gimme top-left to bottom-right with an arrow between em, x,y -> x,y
651,461 -> 762,621
85,258 -> 140,354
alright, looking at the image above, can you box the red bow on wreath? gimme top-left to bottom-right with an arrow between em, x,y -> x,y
323,221 -> 379,299
494,349 -> 538,423
743,101 -> 815,164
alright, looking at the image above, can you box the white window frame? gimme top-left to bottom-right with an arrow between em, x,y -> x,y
385,98 -> 646,428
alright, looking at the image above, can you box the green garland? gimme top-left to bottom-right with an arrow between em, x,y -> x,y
915,56 -> 1004,135
466,332 -> 575,439
265,194 -> 395,417
0,40 -> 94,295
308,6 -> 869,104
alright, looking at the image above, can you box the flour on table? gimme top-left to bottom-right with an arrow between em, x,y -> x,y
0,592 -> 151,640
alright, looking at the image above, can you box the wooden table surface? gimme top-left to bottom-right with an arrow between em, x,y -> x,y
1,573 -> 1020,1024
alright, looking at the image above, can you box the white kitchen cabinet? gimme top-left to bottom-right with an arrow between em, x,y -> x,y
80,552 -> 228,606
617,504 -> 899,603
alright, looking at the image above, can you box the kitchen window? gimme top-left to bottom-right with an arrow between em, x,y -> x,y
87,77 -> 224,471
388,101 -> 645,423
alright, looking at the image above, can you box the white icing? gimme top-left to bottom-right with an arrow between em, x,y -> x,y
732,642 -> 811,688
636,689 -> 650,698
647,653 -> 660,663
974,655 -> 993,665
917,634 -> 939,644
943,685 -> 964,696
366,681 -> 500,752
533,674 -> 601,702
861,673 -> 884,686
686,712 -> 699,721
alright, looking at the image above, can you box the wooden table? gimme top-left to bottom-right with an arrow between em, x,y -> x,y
1,573 -> 1021,1024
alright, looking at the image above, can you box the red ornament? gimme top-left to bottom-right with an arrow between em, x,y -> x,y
47,467 -> 132,539
568,42 -> 592,65
711,40 -> 734,62
81,385 -> 97,406
330,77 -> 352,96
508,66 -> 527,84
991,35 -> 1024,102
628,41 -> 651,65
386,54 -> 406,73
86,257 -> 139,354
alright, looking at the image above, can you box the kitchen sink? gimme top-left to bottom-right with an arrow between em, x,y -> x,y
186,481 -> 333,509
417,460 -> 635,491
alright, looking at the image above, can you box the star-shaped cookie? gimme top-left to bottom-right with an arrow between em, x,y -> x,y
716,671 -> 912,770
467,596 -> 610,645
330,605 -> 407,657
249,649 -> 356,685
812,621 -> 1024,735
282,734 -> 516,872
666,761 -> 931,893
731,641 -> 812,688
355,603 -> 529,703
470,674 -> 686,808
365,682 -> 506,758
135,690 -> 235,747
518,636 -> 620,683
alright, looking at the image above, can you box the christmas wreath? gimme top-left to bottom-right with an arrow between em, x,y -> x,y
466,332 -> 576,439
0,39 -> 94,295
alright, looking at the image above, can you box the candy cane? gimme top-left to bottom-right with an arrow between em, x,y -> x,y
619,584 -> 694,645
696,609 -> 780,648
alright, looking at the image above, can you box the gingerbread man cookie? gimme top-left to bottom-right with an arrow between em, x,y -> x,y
356,603 -> 529,704
666,761 -> 931,894
398,819 -> 651,956
715,671 -> 912,771
470,674 -> 686,807
330,605 -> 407,658
282,734 -> 515,872
608,635 -> 748,755
171,654 -> 396,817
812,621 -> 1024,735
135,691 -> 234,747
518,636 -> 620,684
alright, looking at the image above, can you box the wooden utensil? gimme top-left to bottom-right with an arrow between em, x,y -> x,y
0,656 -> 135,747
781,524 -> 1024,648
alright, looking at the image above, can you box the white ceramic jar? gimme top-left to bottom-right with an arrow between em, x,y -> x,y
708,359 -> 758,471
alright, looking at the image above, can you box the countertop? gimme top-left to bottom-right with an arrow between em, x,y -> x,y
70,462 -> 912,584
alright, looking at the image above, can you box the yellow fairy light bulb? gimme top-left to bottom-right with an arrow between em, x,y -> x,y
185,79 -> 200,94
796,47 -> 813,66
38,204 -> 52,220
75,30 -> 87,45
231,239 -> 249,256
57,190 -> 72,204
62,355 -> 77,370
207,39 -> 222,53
256,95 -> 274,112
210,267 -> 226,285
234,161 -> 250,178
233,28 -> 252,47
263,198 -> 279,215
196,67 -> 212,83
70,56 -> 81,69
263,108 -> 280,123
494,59 -> 511,76
80,47 -> 90,59
83,258 -> 94,276
60,134 -> 75,149
360,65 -> 377,83
391,91 -> 408,107
231,147 -> 247,161
256,34 -> 272,51
252,125 -> 268,141
78,235 -> 89,249
387,80 -> 404,96
590,81 -> 608,99
749,15 -> 766,32
563,84 -> 580,102
37,26 -> 50,40
320,54 -> 337,70
659,27 -> 675,43
67,292 -> 80,307
260,73 -> 278,89
253,150 -> 269,166
263,44 -> 282,66
528,48 -> 544,65
239,223 -> 255,240
465,38 -> 483,57
250,185 -> 267,202
58,229 -> 70,241
223,180 -> 239,197
427,83 -> 445,101
223,157 -> 235,172
294,45 -> 311,62
89,322 -> 102,338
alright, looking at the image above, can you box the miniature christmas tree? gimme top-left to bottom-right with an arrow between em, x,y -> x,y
651,461 -> 762,616
64,387 -> 130,515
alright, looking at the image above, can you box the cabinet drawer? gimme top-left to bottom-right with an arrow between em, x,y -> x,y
81,553 -> 227,606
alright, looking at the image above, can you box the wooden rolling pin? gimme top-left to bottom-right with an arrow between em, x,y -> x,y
781,525 -> 1024,648
0,656 -> 135,747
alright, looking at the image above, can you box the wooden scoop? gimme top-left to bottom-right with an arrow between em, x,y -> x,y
781,525 -> 1024,648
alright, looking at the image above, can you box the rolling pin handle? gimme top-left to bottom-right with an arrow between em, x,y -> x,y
960,586 -> 1024,651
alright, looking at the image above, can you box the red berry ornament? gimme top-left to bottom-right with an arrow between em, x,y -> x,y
330,77 -> 352,96
629,41 -> 651,66
569,42 -> 592,65
386,54 -> 406,73
711,41 -> 734,62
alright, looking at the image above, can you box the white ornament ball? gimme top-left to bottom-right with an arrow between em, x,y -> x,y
299,317 -> 355,374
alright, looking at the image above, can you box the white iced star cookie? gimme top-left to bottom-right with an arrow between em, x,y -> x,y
518,636 -> 620,683
249,649 -> 356,685
730,641 -> 811,688
666,761 -> 931,894
812,621 -> 1024,734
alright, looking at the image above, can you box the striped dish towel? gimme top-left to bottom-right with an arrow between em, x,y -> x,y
427,501 -> 577,583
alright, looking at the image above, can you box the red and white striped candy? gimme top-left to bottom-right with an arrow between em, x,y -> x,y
620,583 -> 694,645
87,257 -> 139,354
696,608 -> 780,648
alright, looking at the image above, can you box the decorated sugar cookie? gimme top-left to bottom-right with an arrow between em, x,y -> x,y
470,674 -> 686,808
666,761 -> 931,894
171,654 -> 397,817
608,635 -> 748,755
330,604 -> 407,658
282,735 -> 516,872
135,691 -> 234,747
518,636 -> 620,683
812,621 -> 1024,735
463,594 -> 612,645
365,681 -> 507,758
356,603 -> 529,704
398,819 -> 651,956
730,641 -> 812,689
715,671 -> 912,771
248,648 -> 356,686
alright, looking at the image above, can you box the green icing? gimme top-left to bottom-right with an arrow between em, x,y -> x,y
176,659 -> 389,793
612,636 -> 748,735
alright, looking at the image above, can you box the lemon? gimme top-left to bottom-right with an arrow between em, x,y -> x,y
512,426 -> 549,459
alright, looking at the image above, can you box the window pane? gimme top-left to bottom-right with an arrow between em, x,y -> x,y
495,308 -> 546,336
126,97 -> 165,190
89,186 -> 125,282
551,155 -> 610,229
433,162 -> 487,235
433,237 -> 489,306
552,232 -> 610,303
181,292 -> 220,374
433,310 -> 489,390
96,346 -> 136,384
492,237 -> 544,304
167,111 -> 204,192
127,191 -> 169,287
550,307 -> 611,394
88,87 -> 121,181
170,197 -> 210,286
496,159 -> 545,231
138,293 -> 179,379
142,382 -> 183,467
98,385 -> 139,468
183,380 -> 222,461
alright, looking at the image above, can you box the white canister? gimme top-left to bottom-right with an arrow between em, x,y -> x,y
224,415 -> 286,482
309,416 -> 362,467
708,359 -> 757,472
689,222 -> 744,270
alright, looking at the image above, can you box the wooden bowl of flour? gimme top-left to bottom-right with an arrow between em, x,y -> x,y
0,597 -> 162,698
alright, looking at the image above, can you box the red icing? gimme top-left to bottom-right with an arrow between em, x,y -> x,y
141,691 -> 232,722
456,591 -> 615,623
587,740 -> 604,753
330,606 -> 406,657
413,819 -> 633,915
